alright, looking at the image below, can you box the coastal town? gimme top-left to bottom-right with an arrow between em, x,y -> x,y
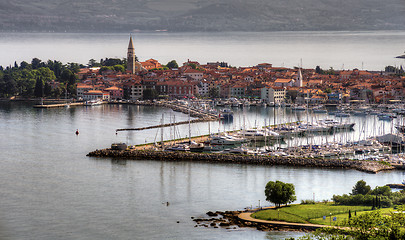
74,37 -> 405,106
74,37 -> 405,174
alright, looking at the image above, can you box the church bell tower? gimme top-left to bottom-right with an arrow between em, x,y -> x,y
127,36 -> 136,74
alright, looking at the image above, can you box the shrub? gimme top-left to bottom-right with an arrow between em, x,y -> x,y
301,199 -> 316,204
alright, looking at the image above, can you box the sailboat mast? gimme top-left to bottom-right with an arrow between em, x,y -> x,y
161,113 -> 164,148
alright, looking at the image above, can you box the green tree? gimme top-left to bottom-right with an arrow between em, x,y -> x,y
3,74 -> 17,97
19,61 -> 30,70
34,77 -> 43,98
371,186 -> 392,197
325,67 -> 335,75
31,58 -> 43,69
143,88 -> 158,100
88,59 -> 101,67
166,60 -> 179,69
113,64 -> 125,73
99,66 -> 114,74
208,87 -> 220,98
265,180 -> 296,207
102,58 -> 123,66
352,180 -> 371,195
315,66 -> 323,74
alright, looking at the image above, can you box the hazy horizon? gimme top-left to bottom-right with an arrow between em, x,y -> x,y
0,0 -> 404,33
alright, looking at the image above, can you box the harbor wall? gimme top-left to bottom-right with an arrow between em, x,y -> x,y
87,149 -> 394,174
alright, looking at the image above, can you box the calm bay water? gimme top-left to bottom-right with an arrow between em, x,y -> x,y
1,102 -> 405,240
0,31 -> 404,70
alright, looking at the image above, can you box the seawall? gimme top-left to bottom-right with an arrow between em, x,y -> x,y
87,149 -> 395,174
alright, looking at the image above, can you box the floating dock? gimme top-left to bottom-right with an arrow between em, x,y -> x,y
33,103 -> 84,108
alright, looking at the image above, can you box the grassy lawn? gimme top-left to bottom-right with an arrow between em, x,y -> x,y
252,203 -> 376,226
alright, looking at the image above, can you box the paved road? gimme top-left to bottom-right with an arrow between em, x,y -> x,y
238,211 -> 330,230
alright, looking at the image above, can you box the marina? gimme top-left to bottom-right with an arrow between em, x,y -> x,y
77,98 -> 405,173
3,100 -> 405,240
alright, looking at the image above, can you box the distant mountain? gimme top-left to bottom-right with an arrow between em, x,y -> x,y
0,0 -> 404,32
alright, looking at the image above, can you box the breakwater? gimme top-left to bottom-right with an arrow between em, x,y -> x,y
87,149 -> 394,174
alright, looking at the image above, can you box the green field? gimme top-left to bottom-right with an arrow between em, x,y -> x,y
251,203 -> 375,226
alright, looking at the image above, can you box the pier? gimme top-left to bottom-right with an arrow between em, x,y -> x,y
33,102 -> 84,108
157,101 -> 219,120
87,149 -> 395,174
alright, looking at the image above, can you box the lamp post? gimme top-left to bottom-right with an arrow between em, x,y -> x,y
330,213 -> 332,225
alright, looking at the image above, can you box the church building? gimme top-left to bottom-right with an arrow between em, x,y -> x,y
127,36 -> 145,74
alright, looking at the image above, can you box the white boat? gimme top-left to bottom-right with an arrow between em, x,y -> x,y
291,105 -> 306,111
237,129 -> 282,141
209,134 -> 246,145
298,122 -> 330,133
378,113 -> 395,121
84,99 -> 103,106
335,112 -> 350,117
219,108 -> 233,121
317,119 -> 355,130
165,144 -> 190,151
312,105 -> 327,113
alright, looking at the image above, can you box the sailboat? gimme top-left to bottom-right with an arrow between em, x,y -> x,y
396,51 -> 405,59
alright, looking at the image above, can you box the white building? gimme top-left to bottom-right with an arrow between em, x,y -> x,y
130,83 -> 143,100
83,90 -> 110,101
183,69 -> 204,81
261,87 -> 286,104
198,79 -> 210,96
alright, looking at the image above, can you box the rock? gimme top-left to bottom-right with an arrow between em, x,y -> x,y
219,222 -> 230,227
206,211 -> 218,217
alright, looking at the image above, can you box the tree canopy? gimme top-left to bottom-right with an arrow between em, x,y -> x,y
143,88 -> 158,100
166,60 -> 179,69
265,180 -> 296,207
352,180 -> 371,195
0,58 -> 81,99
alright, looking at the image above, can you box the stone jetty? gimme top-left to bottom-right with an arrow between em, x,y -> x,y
87,149 -> 395,174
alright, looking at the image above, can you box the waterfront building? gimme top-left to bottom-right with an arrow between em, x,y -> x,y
261,86 -> 286,104
82,90 -> 110,101
104,86 -> 124,100
76,83 -> 95,99
230,83 -> 248,98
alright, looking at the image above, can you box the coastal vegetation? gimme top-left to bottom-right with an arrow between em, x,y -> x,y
252,180 -> 405,239
0,58 -> 82,99
252,203 -> 371,225
265,181 -> 296,207
332,180 -> 405,208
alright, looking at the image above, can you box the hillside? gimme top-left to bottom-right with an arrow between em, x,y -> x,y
0,0 -> 404,32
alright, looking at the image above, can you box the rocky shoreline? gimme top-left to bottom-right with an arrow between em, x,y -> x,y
192,210 -> 312,232
87,149 -> 395,174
